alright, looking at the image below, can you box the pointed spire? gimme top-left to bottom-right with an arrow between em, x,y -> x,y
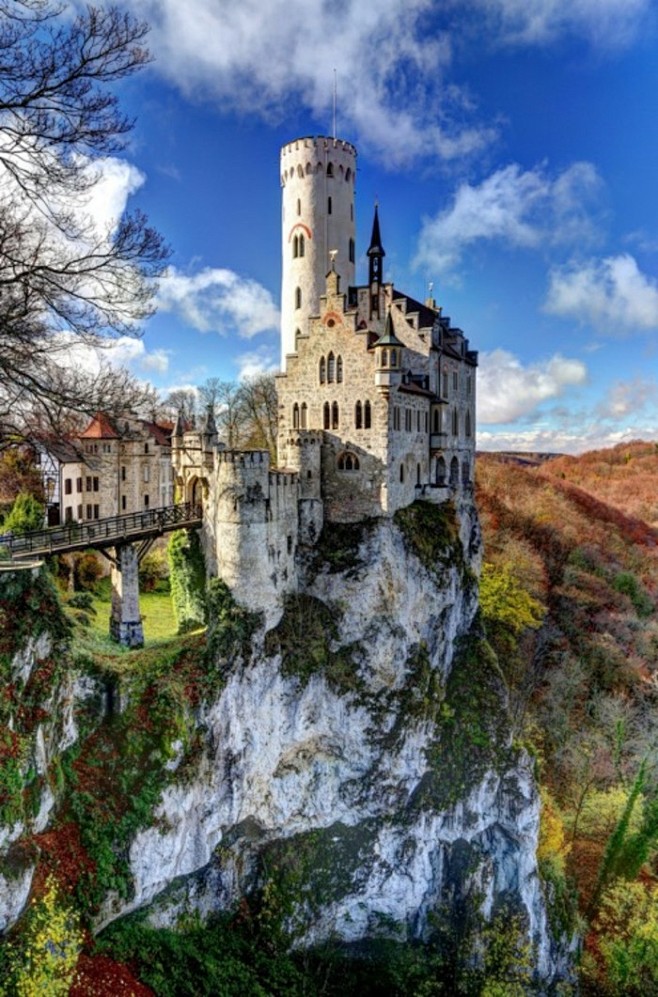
367,203 -> 386,260
173,409 -> 185,439
203,403 -> 217,439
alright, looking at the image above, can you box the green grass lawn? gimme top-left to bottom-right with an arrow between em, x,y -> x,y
65,581 -> 204,657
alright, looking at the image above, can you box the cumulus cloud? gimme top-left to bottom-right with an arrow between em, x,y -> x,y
127,0 -> 495,167
477,424 -> 658,455
545,254 -> 658,332
52,333 -> 169,377
157,267 -> 280,339
235,349 -> 280,382
469,0 -> 651,47
415,161 -> 602,276
477,348 -> 587,424
595,377 -> 658,418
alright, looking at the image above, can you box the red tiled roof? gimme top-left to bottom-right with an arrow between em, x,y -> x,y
79,412 -> 119,439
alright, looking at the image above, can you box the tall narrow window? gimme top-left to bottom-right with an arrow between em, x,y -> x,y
301,402 -> 308,429
355,401 -> 362,429
417,464 -> 421,486
349,238 -> 355,263
297,198 -> 301,215
364,400 -> 372,429
327,196 -> 332,214
293,234 -> 299,258
465,410 -> 472,438
293,403 -> 300,429
295,286 -> 302,309
442,370 -> 448,397
390,348 -> 397,367
323,402 -> 330,430
332,401 -> 339,430
452,408 -> 458,435
298,233 -> 305,257
433,409 -> 440,433
319,356 -> 326,383
400,464 -> 405,483
327,351 -> 335,383
326,162 -> 334,177
381,348 -> 388,367
336,355 -> 343,383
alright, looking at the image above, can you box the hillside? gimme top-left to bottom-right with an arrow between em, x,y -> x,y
477,452 -> 658,995
536,439 -> 658,528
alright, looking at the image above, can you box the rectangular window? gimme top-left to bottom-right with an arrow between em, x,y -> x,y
453,370 -> 458,391
143,494 -> 149,508
64,478 -> 72,495
86,504 -> 92,519
144,443 -> 149,454
93,477 -> 99,492
102,443 -> 111,454
65,507 -> 73,523
86,476 -> 92,491
121,466 -> 126,481
416,411 -> 420,432
77,504 -> 83,520
143,465 -> 149,483
93,504 -> 99,519
405,409 -> 412,432
327,195 -> 332,214
121,495 -> 126,511
76,477 -> 82,493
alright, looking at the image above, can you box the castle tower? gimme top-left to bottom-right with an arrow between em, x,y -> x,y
280,136 -> 357,367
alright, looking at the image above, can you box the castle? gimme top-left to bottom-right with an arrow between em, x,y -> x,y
173,135 -> 477,617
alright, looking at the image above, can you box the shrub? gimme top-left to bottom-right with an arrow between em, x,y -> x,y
168,530 -> 206,633
72,552 -> 103,592
1,492 -> 44,534
139,547 -> 169,592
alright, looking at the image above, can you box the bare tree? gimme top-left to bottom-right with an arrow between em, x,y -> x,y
0,1 -> 168,439
238,374 -> 278,459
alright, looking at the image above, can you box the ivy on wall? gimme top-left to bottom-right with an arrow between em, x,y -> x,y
167,529 -> 206,633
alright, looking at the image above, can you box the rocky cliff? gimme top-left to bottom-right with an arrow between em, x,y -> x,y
0,499 -> 569,989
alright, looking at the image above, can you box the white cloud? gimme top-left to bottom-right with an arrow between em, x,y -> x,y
51,333 -> 169,377
470,0 -> 651,47
477,348 -> 587,423
235,349 -> 280,381
595,377 -> 658,418
545,254 -> 658,332
157,267 -> 280,339
477,424 -> 658,455
127,0 -> 495,167
81,158 -> 146,236
415,161 -> 602,276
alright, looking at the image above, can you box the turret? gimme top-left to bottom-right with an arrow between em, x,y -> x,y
373,310 -> 403,394
280,136 -> 357,368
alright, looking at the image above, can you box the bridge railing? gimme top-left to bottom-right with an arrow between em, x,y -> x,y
0,502 -> 203,559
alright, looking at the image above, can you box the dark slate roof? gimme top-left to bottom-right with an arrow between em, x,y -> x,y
391,289 -> 437,329
367,204 -> 386,257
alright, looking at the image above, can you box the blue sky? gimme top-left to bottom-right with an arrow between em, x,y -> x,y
91,0 -> 658,453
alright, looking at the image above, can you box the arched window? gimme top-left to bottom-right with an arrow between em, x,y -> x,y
292,403 -> 300,429
355,401 -> 362,429
327,351 -> 335,383
298,233 -> 305,257
326,162 -> 334,177
301,402 -> 308,429
450,456 -> 459,487
305,162 -> 312,175
465,410 -> 472,438
336,355 -> 343,383
436,456 -> 446,486
452,408 -> 458,435
292,235 -> 299,258
319,356 -> 326,384
323,402 -> 330,430
297,164 -> 304,178
346,167 -> 352,182
433,408 -> 440,433
364,400 -> 371,429
349,238 -> 355,263
328,196 -> 332,214
295,286 -> 302,309
338,452 -> 360,471
332,401 -> 339,429
400,463 -> 405,483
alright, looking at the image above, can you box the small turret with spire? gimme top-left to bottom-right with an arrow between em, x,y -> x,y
367,203 -> 385,319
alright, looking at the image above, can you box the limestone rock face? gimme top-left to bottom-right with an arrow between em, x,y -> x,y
98,500 -> 566,984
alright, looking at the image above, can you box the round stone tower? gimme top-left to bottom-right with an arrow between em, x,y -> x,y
280,136 -> 357,367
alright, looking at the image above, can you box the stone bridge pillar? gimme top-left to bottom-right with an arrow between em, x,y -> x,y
110,543 -> 144,648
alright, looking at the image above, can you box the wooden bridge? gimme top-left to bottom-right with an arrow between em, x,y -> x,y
1,502 -> 202,561
0,503 -> 203,648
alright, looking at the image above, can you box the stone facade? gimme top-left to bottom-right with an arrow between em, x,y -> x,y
174,133 -> 478,616
39,413 -> 174,526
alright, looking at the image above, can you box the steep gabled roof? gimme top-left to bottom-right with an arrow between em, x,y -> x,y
79,412 -> 119,439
